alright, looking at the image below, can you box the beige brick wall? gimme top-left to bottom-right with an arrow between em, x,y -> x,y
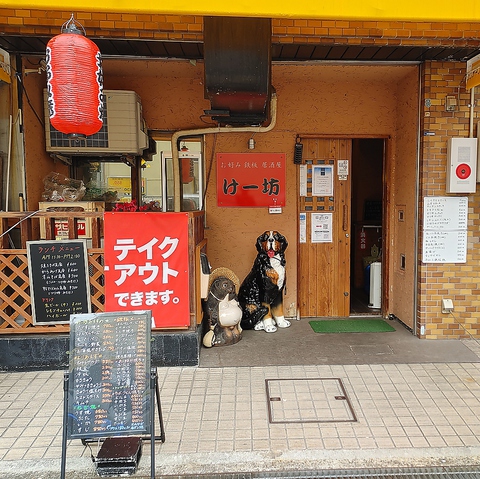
419,62 -> 480,339
0,10 -> 203,40
1,9 -> 480,48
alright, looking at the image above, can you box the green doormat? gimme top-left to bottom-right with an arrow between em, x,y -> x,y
309,318 -> 396,333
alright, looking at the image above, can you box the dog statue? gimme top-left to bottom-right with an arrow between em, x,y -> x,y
239,231 -> 291,333
203,267 -> 243,347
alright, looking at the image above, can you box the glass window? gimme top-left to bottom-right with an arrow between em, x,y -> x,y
74,137 -> 204,212
160,149 -> 203,212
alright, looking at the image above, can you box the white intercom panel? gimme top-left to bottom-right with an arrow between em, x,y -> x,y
446,137 -> 477,193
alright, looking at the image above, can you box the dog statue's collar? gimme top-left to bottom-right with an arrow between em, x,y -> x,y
263,251 -> 286,266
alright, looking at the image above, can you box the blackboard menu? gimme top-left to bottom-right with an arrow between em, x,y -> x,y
27,240 -> 91,325
67,311 -> 151,439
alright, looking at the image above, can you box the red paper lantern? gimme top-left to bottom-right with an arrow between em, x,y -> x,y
45,16 -> 103,137
181,158 -> 194,184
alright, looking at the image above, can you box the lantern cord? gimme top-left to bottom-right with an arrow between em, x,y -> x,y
202,133 -> 217,209
61,14 -> 86,36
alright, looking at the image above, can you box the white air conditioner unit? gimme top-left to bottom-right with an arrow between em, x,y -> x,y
44,90 -> 148,156
369,262 -> 381,309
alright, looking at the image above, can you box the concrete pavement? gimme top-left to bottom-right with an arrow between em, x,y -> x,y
1,337 -> 480,478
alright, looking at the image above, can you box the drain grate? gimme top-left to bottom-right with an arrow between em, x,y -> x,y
265,378 -> 356,424
257,468 -> 480,478
155,465 -> 480,479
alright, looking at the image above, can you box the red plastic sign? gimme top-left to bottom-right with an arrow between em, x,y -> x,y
54,220 -> 86,237
217,153 -> 286,207
103,212 -> 190,328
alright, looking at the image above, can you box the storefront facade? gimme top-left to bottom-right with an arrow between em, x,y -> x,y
0,6 -> 480,369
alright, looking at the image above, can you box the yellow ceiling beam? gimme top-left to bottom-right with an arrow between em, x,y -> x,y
5,0 -> 480,22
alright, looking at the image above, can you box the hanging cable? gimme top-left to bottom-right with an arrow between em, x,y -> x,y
202,133 -> 217,209
0,210 -> 41,239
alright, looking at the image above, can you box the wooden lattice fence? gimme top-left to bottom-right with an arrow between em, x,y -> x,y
0,210 -> 205,334
0,249 -> 104,334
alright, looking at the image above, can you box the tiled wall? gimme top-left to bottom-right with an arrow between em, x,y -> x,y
1,9 -> 480,47
1,10 -> 203,40
271,19 -> 480,47
419,62 -> 480,339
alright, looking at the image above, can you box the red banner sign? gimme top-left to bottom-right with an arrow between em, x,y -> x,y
104,212 -> 190,328
217,153 -> 286,207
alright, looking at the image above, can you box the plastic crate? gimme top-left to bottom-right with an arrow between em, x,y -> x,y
39,201 -> 104,239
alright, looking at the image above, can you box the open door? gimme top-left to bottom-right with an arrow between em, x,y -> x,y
298,138 -> 352,317
350,138 -> 384,316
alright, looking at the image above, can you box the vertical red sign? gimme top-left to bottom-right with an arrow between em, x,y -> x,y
104,212 -> 190,328
217,153 -> 286,207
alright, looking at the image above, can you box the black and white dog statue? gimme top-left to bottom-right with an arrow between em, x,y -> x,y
239,230 -> 291,333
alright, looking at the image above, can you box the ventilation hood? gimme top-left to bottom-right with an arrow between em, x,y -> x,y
203,16 -> 272,126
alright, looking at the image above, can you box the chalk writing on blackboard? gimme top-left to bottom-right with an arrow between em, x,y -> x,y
67,311 -> 151,439
27,240 -> 91,325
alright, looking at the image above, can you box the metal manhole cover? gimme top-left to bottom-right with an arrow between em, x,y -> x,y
265,378 -> 357,424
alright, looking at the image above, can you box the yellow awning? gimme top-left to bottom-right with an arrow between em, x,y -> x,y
4,0 -> 480,21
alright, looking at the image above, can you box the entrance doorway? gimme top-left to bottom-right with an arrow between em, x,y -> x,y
350,139 -> 384,316
297,137 -> 385,319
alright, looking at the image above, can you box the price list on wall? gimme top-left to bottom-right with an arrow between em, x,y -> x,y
422,196 -> 468,263
67,311 -> 151,439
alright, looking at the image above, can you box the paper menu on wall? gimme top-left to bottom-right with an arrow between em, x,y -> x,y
422,230 -> 467,263
422,196 -> 468,263
423,196 -> 468,230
